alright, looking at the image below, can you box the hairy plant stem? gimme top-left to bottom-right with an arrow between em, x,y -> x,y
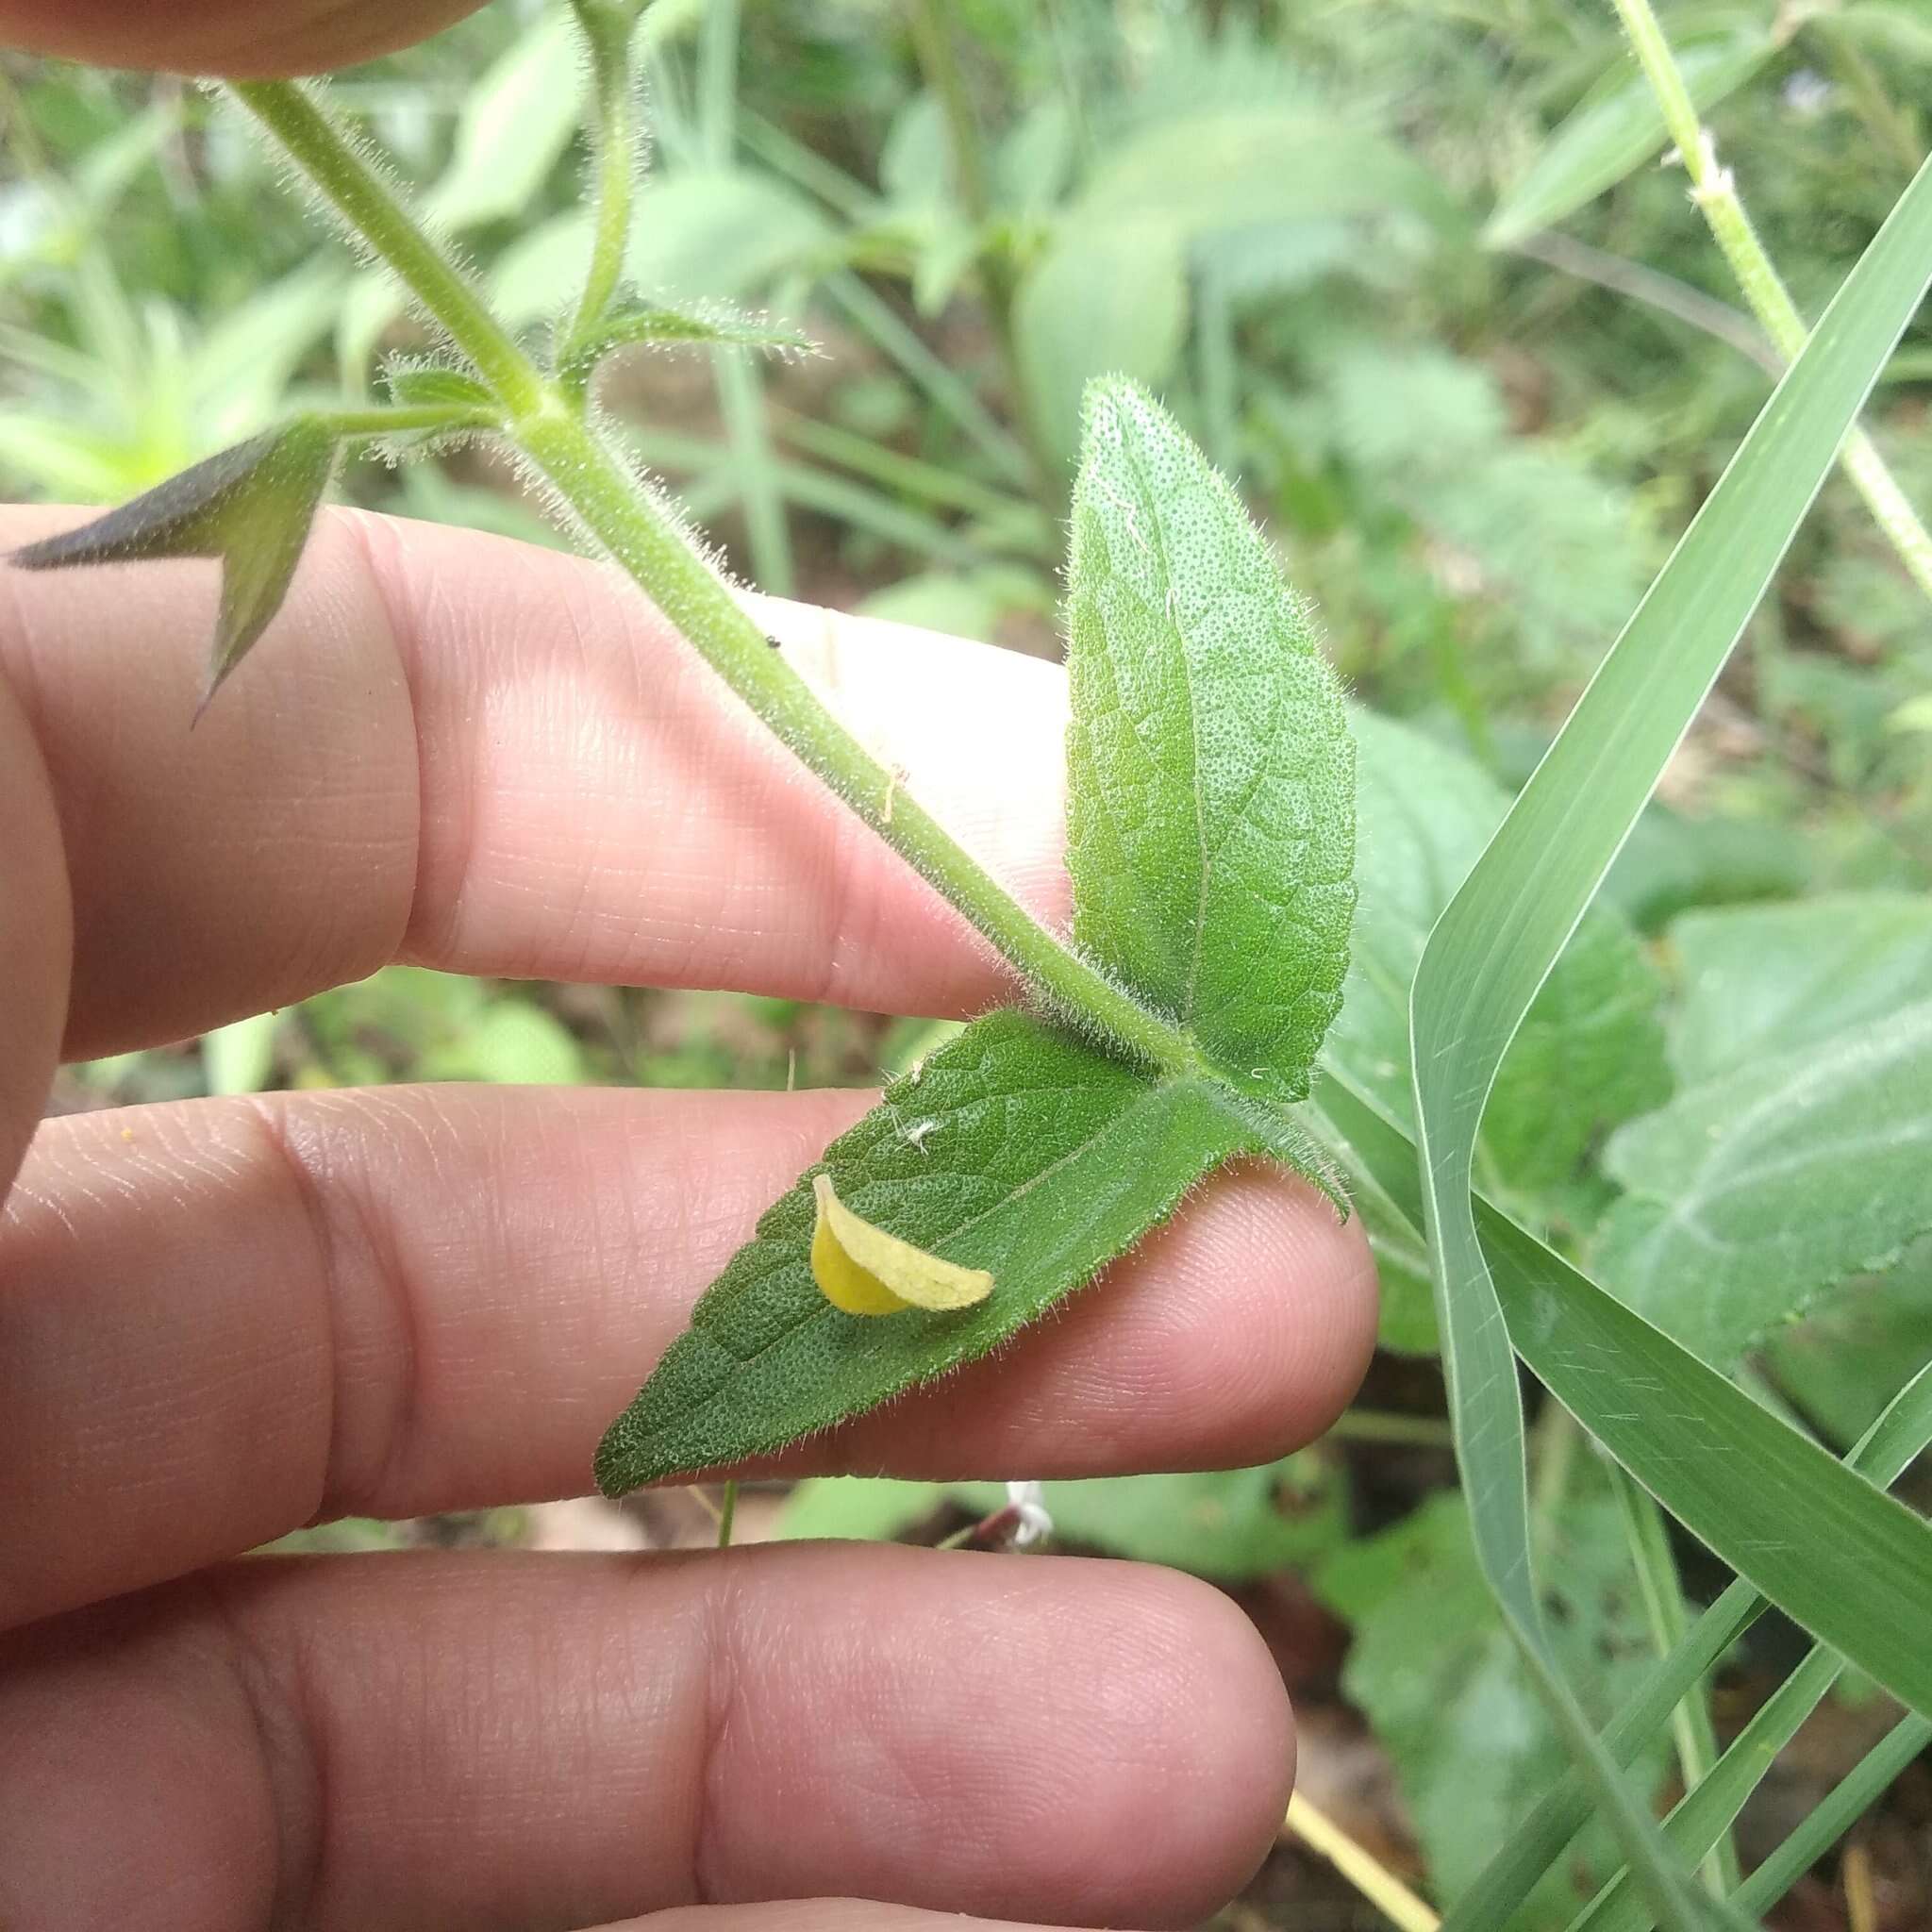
230,77 -> 1203,1088
1612,0 -> 1932,606
561,0 -> 641,352
230,82 -> 545,417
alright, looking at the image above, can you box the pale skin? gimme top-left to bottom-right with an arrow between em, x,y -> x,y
0,8 -> 1380,1925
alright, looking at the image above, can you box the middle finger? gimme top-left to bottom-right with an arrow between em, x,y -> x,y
1,1085 -> 1377,1632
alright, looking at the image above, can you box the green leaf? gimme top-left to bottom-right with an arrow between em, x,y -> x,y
1762,1247 -> 1932,1446
1596,1000 -> 1932,1368
1319,1489 -> 1669,1925
202,1011 -> 281,1097
560,296 -> 814,382
383,360 -> 499,414
424,11 -> 585,233
490,169 -> 829,331
594,1008 -> 1256,1494
1064,378 -> 1354,1113
1406,147 -> 1932,1931
1484,26 -> 1778,249
1015,222 -> 1189,467
11,417 -> 338,706
1078,108 -> 1452,239
1339,712 -> 1668,1194
781,1457 -> 1346,1582
1664,892 -> 1932,1086
451,1002 -> 589,1087
1485,912 -> 1669,1199
1324,711 -> 1669,1350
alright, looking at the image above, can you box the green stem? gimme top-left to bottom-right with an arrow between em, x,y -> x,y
231,79 -> 1208,1085
715,1477 -> 739,1549
322,405 -> 500,439
1611,0 -> 1932,607
562,0 -> 641,350
514,403 -> 1196,1076
229,82 -> 545,417
903,0 -> 1058,509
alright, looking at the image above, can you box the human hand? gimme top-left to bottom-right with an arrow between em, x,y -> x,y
0,12 -> 1378,1927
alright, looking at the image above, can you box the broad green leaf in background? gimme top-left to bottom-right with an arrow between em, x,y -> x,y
1327,710 -> 1668,1351
955,1454 -> 1346,1580
1016,221 -> 1188,467
1318,1489 -> 1671,1927
1484,25 -> 1779,248
444,1001 -> 589,1086
1076,108 -> 1448,236
777,1475 -> 943,1542
1016,108 -> 1450,461
424,10 -> 585,232
1663,892 -> 1932,1085
202,1011 -> 281,1097
1596,1000 -> 1932,1368
593,1010 -> 1259,1491
1762,1245 -> 1932,1446
491,169 -> 829,332
1406,146 -> 1932,1929
1065,379 -> 1354,1113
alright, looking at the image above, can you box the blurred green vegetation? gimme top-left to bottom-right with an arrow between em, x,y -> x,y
9,4 -> 1932,1922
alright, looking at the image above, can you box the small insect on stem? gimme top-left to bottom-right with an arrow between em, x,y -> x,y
882,763 -> 908,825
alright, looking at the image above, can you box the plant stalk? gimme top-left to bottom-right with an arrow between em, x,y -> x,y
562,0 -> 642,350
230,82 -> 546,417
1611,0 -> 1932,606
903,0 -> 1060,508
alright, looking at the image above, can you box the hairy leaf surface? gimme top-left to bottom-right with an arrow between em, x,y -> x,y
1596,999 -> 1932,1367
1065,378 -> 1355,1107
1665,892 -> 1932,1086
595,1008 -> 1256,1492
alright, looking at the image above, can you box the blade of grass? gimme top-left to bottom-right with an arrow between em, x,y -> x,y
1613,0 -> 1932,605
824,271 -> 1032,487
1607,1462 -> 1740,1897
1314,1064 -> 1932,1931
1572,1639 -> 1850,1932
621,423 -> 993,566
1405,144 -> 1932,1931
1728,1713 -> 1932,1920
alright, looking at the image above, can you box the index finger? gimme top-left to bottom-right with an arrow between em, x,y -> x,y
0,0 -> 488,75
1,507 -> 1070,1065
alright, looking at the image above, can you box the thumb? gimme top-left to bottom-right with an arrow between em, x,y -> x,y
0,674 -> 73,1203
0,0 -> 489,77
